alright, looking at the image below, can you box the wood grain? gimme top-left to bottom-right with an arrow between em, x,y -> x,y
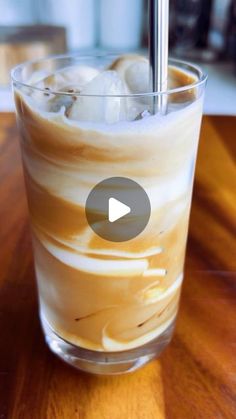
0,114 -> 235,419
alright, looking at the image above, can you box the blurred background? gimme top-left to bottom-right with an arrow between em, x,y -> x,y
0,0 -> 235,114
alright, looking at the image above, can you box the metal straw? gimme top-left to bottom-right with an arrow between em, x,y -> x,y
149,0 -> 169,114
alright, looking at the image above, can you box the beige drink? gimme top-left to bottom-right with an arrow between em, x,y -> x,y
12,55 -> 206,373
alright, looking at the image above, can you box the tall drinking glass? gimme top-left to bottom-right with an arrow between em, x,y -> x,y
12,55 -> 207,374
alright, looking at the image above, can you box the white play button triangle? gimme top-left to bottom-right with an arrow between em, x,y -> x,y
108,197 -> 131,223
86,177 -> 151,241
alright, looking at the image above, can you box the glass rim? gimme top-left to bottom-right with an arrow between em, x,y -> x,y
11,52 -> 208,98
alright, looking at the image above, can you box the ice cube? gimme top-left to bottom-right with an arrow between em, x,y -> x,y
27,70 -> 51,85
48,95 -> 75,113
126,100 -> 148,121
68,71 -> 128,124
125,60 -> 149,94
109,55 -> 151,119
28,65 -> 99,112
28,87 -> 53,111
34,65 -> 99,92
109,55 -> 145,78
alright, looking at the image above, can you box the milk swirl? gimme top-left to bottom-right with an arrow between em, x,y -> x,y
14,55 -> 204,351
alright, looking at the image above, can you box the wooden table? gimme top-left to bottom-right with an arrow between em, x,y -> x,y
0,114 -> 236,419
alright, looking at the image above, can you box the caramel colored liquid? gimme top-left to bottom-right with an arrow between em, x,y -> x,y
15,65 -> 203,352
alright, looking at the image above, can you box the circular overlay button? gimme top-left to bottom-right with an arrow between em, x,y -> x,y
85,177 -> 151,242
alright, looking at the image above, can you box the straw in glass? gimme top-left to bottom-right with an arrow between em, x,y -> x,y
149,0 -> 169,114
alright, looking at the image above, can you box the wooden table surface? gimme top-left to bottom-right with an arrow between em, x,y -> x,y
0,114 -> 236,419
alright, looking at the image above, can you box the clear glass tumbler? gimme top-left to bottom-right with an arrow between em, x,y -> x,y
12,54 -> 207,374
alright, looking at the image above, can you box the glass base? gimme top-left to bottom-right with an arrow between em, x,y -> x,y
41,314 -> 175,375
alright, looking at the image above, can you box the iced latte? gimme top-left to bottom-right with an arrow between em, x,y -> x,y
12,55 -> 206,373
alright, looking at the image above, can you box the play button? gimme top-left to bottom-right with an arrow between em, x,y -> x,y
108,198 -> 131,223
85,177 -> 151,242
